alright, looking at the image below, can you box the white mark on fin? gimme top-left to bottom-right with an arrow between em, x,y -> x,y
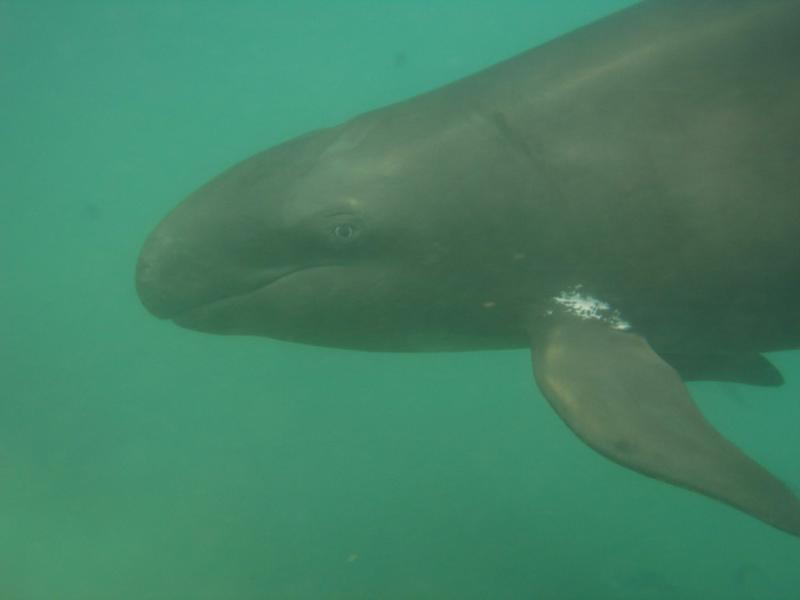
552,285 -> 631,330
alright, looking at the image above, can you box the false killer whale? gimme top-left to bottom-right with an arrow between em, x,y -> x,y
136,1 -> 800,536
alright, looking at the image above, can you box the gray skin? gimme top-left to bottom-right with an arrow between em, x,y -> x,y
136,1 -> 800,536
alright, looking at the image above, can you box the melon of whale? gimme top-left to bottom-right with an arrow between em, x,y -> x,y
135,1 -> 800,536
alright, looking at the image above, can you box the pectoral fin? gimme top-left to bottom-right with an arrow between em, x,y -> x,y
663,351 -> 783,386
528,317 -> 800,537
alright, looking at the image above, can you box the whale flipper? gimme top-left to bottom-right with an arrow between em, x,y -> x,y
529,317 -> 800,536
663,352 -> 783,387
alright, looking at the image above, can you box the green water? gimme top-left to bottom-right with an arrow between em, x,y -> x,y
2,1 -> 798,598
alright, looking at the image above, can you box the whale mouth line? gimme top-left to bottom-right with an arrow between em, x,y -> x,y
161,266 -> 305,323
169,263 -> 343,326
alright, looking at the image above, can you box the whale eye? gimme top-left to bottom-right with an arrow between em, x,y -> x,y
333,223 -> 356,240
321,216 -> 364,249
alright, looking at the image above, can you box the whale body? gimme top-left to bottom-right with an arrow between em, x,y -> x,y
136,1 -> 800,536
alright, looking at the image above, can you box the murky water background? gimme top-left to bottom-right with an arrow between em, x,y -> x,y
2,2 -> 798,598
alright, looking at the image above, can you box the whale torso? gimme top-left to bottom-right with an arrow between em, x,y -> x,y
136,1 -> 800,536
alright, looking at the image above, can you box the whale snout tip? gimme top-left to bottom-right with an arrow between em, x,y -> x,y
135,252 -> 178,320
135,232 -> 197,320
